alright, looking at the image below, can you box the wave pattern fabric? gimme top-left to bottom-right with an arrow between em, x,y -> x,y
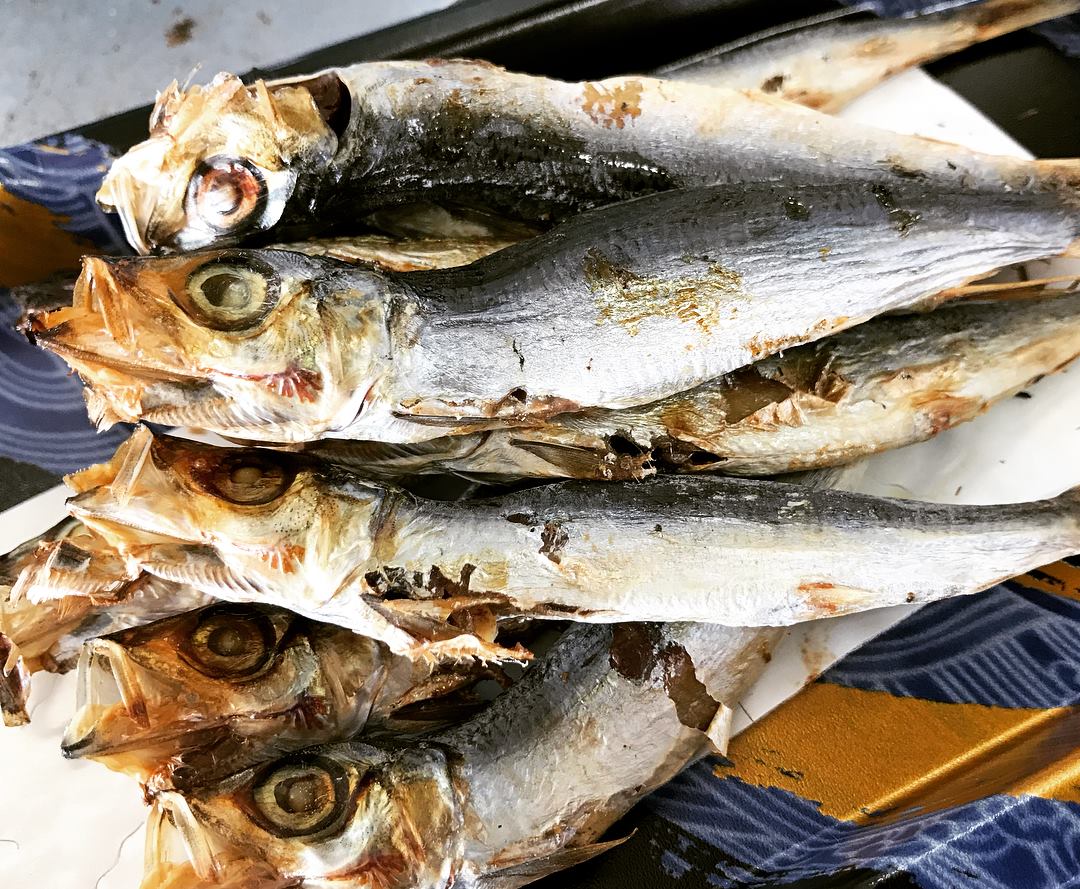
0,136 -> 129,474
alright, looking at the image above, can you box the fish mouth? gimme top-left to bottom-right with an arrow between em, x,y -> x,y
61,640 -> 221,764
62,639 -> 154,757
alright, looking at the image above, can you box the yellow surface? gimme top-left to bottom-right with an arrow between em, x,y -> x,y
719,682 -> 1080,822
0,184 -> 94,287
1018,560 -> 1080,603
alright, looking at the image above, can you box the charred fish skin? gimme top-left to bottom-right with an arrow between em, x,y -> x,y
144,622 -> 777,889
64,430 -> 1080,654
301,294 -> 1080,480
33,182 -> 1080,445
663,0 -> 1080,112
59,601 -> 484,787
100,57 -> 1080,253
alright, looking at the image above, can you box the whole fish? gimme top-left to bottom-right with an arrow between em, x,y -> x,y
96,57 -> 1080,253
0,518 -> 211,725
662,0 -> 1080,112
65,429 -> 1080,658
61,602 -> 502,787
298,293 -> 1080,480
31,181 -> 1080,445
140,620 -> 778,889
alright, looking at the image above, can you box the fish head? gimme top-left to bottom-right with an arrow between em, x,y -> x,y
61,603 -> 386,782
28,250 -> 392,440
97,74 -> 337,253
147,742 -> 463,888
65,429 -> 387,609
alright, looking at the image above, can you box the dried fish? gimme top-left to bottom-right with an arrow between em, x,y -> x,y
140,621 -> 778,888
663,0 -> 1080,112
97,57 -> 1080,252
31,181 -> 1080,444
65,429 -> 1080,657
61,602 -> 500,786
0,518 -> 211,725
298,294 -> 1080,480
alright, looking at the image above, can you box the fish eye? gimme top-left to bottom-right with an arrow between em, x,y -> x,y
188,156 -> 267,234
182,256 -> 278,331
182,606 -> 275,679
202,453 -> 295,505
250,755 -> 350,838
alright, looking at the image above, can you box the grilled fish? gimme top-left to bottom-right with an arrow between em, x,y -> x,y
141,620 -> 778,889
65,429 -> 1080,658
0,518 -> 211,725
663,0 -> 1080,112
298,293 -> 1080,480
61,602 -> 501,787
32,181 -> 1080,445
96,57 -> 1080,253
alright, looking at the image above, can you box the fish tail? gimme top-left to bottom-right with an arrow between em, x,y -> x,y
964,0 -> 1080,43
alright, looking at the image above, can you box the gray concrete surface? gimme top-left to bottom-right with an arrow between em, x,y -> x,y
0,0 -> 453,144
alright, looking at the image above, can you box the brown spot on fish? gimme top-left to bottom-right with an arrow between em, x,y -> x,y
783,197 -> 811,221
427,564 -> 477,599
585,247 -> 741,335
870,184 -> 921,236
609,624 -> 720,732
857,36 -> 896,57
539,521 -> 568,564
798,581 -> 841,615
505,513 -> 536,526
915,393 -> 981,435
760,75 -> 786,94
581,81 -> 644,130
165,16 -> 195,47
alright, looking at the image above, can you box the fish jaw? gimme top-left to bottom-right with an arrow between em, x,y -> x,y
98,74 -> 336,254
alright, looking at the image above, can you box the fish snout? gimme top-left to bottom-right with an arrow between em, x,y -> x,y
62,640 -> 152,758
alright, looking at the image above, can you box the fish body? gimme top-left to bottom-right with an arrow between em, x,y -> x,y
663,0 -> 1080,111
142,620 -> 778,888
301,294 -> 1080,480
66,429 -> 1080,657
98,57 -> 1080,252
60,602 -> 496,786
33,181 -> 1080,444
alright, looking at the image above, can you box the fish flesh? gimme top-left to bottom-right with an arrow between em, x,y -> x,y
96,56 -> 1080,253
140,620 -> 779,889
662,0 -> 1080,112
0,518 -> 211,725
65,428 -> 1080,657
60,602 -> 504,787
32,181 -> 1080,445
297,293 -> 1080,480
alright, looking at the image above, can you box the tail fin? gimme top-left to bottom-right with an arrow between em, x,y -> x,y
965,0 -> 1080,44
